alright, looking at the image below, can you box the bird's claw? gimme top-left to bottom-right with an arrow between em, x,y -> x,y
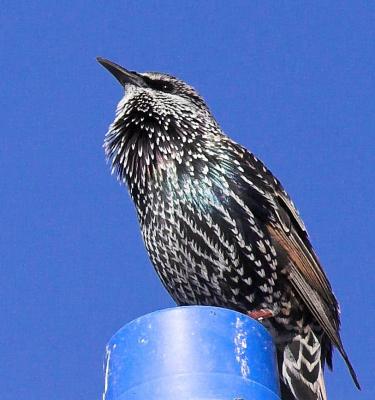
247,308 -> 274,321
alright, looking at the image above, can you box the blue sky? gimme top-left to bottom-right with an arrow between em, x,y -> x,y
1,2 -> 374,399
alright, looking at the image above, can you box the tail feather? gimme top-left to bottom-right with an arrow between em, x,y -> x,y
280,328 -> 327,400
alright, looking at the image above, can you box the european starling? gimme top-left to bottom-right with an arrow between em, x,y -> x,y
97,57 -> 360,400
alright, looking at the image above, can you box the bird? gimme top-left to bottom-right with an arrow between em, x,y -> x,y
97,57 -> 360,400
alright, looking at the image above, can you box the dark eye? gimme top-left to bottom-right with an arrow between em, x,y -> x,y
159,82 -> 174,93
144,77 -> 175,93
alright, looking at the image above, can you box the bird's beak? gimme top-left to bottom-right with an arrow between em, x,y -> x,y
96,57 -> 147,88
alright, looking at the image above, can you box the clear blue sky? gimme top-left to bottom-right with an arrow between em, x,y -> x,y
1,2 -> 374,399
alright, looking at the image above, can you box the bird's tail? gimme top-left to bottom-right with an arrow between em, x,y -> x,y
279,327 -> 327,400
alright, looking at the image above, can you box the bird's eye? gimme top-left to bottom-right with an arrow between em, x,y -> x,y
144,77 -> 175,93
160,83 -> 173,92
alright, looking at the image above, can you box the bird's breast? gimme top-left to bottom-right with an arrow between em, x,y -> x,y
134,162 -> 287,315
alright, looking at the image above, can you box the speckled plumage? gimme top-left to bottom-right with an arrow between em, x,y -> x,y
98,58 -> 359,400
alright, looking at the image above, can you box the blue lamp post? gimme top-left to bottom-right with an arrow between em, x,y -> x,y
103,306 -> 281,400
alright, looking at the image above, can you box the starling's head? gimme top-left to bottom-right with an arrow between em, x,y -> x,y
97,57 -> 219,187
97,57 -> 209,115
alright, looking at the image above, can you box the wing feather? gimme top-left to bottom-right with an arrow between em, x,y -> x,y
267,192 -> 360,389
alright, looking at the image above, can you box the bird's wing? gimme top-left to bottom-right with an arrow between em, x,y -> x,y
235,147 -> 359,387
271,190 -> 339,317
267,187 -> 360,389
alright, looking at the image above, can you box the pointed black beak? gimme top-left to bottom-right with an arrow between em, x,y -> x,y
96,57 -> 147,88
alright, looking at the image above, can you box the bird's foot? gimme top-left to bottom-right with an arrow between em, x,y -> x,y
247,308 -> 274,321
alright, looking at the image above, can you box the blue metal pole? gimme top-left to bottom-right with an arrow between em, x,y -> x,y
103,306 -> 281,400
